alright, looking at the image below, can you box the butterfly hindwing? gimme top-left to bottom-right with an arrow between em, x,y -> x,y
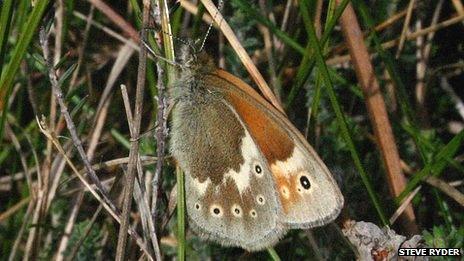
207,69 -> 344,229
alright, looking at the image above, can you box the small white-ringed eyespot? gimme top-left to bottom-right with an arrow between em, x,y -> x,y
256,195 -> 266,205
254,164 -> 264,177
231,204 -> 243,217
210,204 -> 223,217
249,209 -> 257,218
195,203 -> 201,210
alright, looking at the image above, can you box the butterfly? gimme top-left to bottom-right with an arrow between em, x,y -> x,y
169,49 -> 344,251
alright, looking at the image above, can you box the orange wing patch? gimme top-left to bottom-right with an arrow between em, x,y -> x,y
272,166 -> 301,213
225,91 -> 294,165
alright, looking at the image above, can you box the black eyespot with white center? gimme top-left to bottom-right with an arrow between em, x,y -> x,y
254,164 -> 263,175
300,176 -> 311,190
256,195 -> 266,205
213,208 -> 220,214
195,203 -> 201,210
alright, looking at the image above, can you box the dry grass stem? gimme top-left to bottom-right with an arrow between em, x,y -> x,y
87,0 -> 140,42
115,0 -> 151,258
36,117 -> 153,258
336,1 -> 418,233
396,0 -> 416,58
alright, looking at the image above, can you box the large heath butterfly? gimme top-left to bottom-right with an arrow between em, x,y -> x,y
169,47 -> 344,251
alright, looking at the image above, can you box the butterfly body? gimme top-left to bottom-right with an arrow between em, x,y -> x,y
170,52 -> 343,251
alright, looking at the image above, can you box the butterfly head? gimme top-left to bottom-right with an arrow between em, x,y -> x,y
178,40 -> 215,75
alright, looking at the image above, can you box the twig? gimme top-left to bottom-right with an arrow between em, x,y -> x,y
415,0 -> 444,127
65,204 -> 103,261
396,0 -> 415,58
69,6 -> 94,91
8,198 -> 35,261
88,43 -> 135,159
280,0 -> 293,32
121,84 -> 162,260
440,77 -> 464,121
152,35 -> 168,239
55,192 -> 84,261
73,11 -> 139,50
115,0 -> 150,259
40,24 -> 113,218
36,117 -> 153,258
87,0 -> 140,42
5,124 -> 31,191
39,23 -> 154,258
390,186 -> 421,224
426,176 -> 464,207
0,196 -> 30,223
180,0 -> 214,25
450,0 -> 464,25
336,1 -> 418,234
401,161 -> 464,207
327,13 -> 464,65
258,1 -> 281,102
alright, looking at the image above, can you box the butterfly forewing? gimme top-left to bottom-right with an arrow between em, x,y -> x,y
170,83 -> 283,250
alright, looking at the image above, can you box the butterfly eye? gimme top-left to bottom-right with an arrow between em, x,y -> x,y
300,176 -> 311,190
256,195 -> 266,205
254,164 -> 263,175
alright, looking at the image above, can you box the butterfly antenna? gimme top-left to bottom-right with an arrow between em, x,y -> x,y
199,0 -> 225,52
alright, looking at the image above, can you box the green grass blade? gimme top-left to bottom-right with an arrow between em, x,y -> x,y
232,0 -> 305,54
397,130 -> 464,202
302,0 -> 388,226
0,0 -> 14,71
286,0 -> 350,107
267,247 -> 281,261
177,167 -> 186,261
0,0 -> 50,140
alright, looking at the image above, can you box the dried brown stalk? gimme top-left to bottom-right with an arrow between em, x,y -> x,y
115,0 -> 151,259
415,0 -> 445,127
450,0 -> 464,25
396,0 -> 416,57
336,1 -> 418,234
87,0 -> 140,42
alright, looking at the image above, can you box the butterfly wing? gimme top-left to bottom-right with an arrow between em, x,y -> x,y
206,70 -> 344,229
170,86 -> 285,251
